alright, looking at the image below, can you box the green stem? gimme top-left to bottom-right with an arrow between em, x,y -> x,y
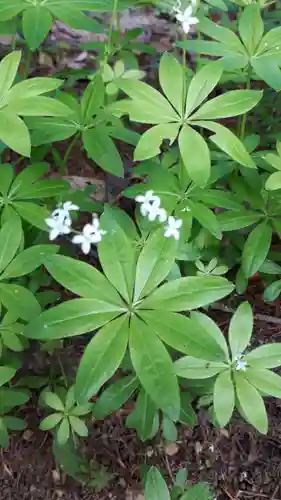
106,0 -> 119,64
63,133 -> 79,173
23,49 -> 32,79
239,65 -> 252,141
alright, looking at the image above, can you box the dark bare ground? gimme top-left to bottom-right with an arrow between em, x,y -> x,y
1,314 -> 281,500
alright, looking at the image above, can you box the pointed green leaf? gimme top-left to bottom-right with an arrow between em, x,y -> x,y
24,299 -> 122,340
76,316 -> 129,403
139,276 -> 234,311
13,201 -> 50,229
44,254 -> 123,306
42,391 -> 64,411
57,418 -> 70,445
228,302 -> 253,358
245,344 -> 281,368
1,244 -> 59,280
0,163 -> 14,196
40,412 -> 63,430
0,418 -> 9,448
242,220 -> 272,278
145,467 -> 170,500
235,373 -> 268,434
83,128 -> 123,177
134,123 -> 180,161
81,74 -> 104,122
174,356 -> 227,379
0,110 -> 31,156
0,366 -> 16,386
94,375 -> 139,420
190,311 -> 229,360
69,416 -> 88,437
0,216 -> 22,273
140,310 -> 227,361
217,209 -> 261,231
127,389 -> 158,441
159,52 -> 184,115
179,125 -> 211,187
187,199 -> 221,239
213,369 -> 234,427
22,6 -> 53,51
191,90 -> 262,120
3,416 -> 25,431
0,51 -> 21,99
130,316 -> 180,420
239,4 -> 264,55
185,61 -> 223,117
0,284 -> 40,321
265,171 -> 281,190
134,228 -> 178,301
245,368 -> 281,398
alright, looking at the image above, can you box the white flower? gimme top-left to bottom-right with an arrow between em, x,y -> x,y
45,216 -> 72,241
175,5 -> 199,34
135,190 -> 167,223
72,216 -> 106,254
164,216 -> 182,240
234,355 -> 247,372
51,201 -> 79,221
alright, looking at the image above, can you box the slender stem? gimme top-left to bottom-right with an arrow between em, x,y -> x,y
239,65 -> 252,141
106,0 -> 119,64
23,49 -> 32,79
58,354 -> 68,388
62,133 -> 79,173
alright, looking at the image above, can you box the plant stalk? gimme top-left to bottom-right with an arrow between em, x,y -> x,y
63,133 -> 79,173
239,65 -> 252,141
106,0 -> 119,63
23,48 -> 32,79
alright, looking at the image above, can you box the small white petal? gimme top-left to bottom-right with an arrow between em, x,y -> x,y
81,240 -> 91,254
49,228 -> 60,240
72,234 -> 84,245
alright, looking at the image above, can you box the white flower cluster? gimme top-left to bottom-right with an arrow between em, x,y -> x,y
135,190 -> 182,240
173,0 -> 199,34
45,202 -> 106,254
234,355 -> 247,372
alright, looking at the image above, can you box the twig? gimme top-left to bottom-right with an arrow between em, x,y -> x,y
271,485 -> 280,500
211,302 -> 281,326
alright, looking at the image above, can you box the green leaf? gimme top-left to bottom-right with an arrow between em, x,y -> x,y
75,316 -> 129,403
0,388 -> 29,412
217,209 -> 261,231
13,179 -> 68,199
242,221 -> 272,278
42,391 -> 64,411
0,366 -> 16,386
69,416 -> 88,437
130,316 -> 180,420
191,90 -> 262,120
187,200 -> 222,239
180,394 -> 196,426
3,416 -> 25,431
81,74 -> 104,122
5,77 -> 62,102
228,302 -> 253,358
140,311 -> 227,361
265,171 -> 281,190
22,6 -> 53,51
264,280 -> 281,301
0,163 -> 14,196
198,121 -> 255,168
8,96 -> 72,117
239,4 -> 264,55
179,125 -> 210,187
94,375 -> 139,420
235,373 -> 268,434
127,389 -> 158,441
118,79 -> 179,123
0,216 -> 22,273
1,244 -> 59,279
134,123 -> 180,161
31,118 -> 78,145
145,467 -> 170,500
0,1 -> 24,22
185,61 -> 223,117
245,368 -> 281,398
40,412 -> 63,430
213,369 -> 234,427
134,229 -> 178,301
12,201 -> 50,229
139,276 -> 234,311
57,418 -> 70,445
174,356 -> 227,379
83,128 -> 123,177
0,110 -> 31,156
0,51 -> 21,99
159,52 -> 184,115
44,255 -> 123,306
50,6 -> 104,33
245,344 -> 281,369
162,415 -> 177,442
1,329 -> 23,352
0,284 -> 40,321
24,299 -> 123,340
181,483 -> 213,500
0,418 -> 9,448
99,213 -> 136,303
190,311 -> 229,360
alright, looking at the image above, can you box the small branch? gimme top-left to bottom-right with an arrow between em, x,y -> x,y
211,302 -> 281,326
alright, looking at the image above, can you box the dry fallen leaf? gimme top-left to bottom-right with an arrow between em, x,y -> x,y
164,443 -> 179,456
